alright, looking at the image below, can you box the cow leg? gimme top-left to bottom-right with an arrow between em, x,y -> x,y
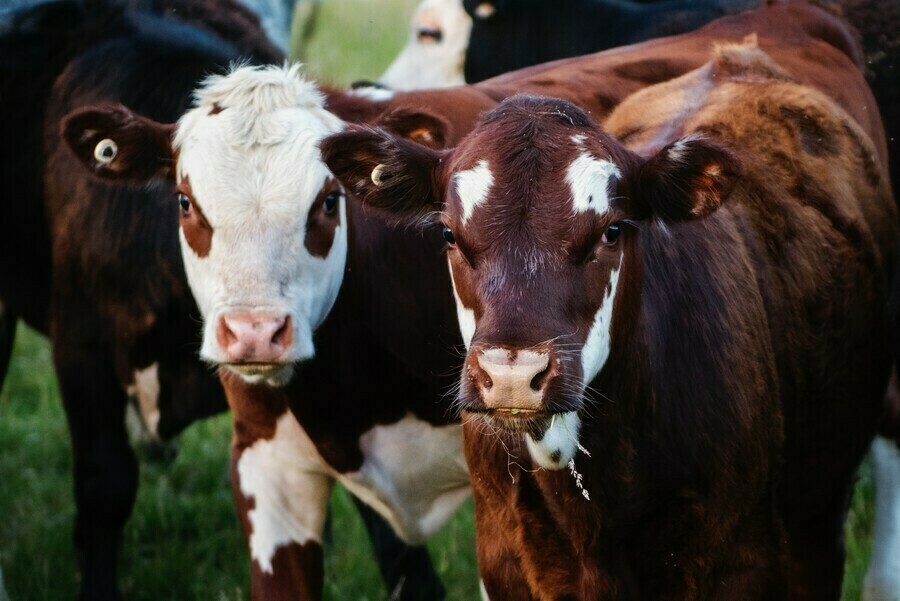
231,410 -> 334,601
0,299 -> 16,391
863,436 -> 900,601
54,344 -> 136,601
350,495 -> 446,600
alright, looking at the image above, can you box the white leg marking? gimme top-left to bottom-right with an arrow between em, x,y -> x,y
455,160 -> 493,223
125,363 -> 161,439
238,412 -> 333,574
340,414 -> 470,544
525,411 -> 581,471
479,578 -> 490,601
863,436 -> 900,601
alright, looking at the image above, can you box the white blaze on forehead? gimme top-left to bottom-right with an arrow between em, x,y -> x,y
238,412 -> 333,574
864,436 -> 900,600
172,64 -> 348,377
582,255 -> 622,384
526,411 -> 581,470
347,85 -> 395,102
566,150 -> 621,215
455,160 -> 493,223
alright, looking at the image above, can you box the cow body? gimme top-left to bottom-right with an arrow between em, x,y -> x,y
1,2 -> 443,599
322,24 -> 897,601
462,0 -> 759,83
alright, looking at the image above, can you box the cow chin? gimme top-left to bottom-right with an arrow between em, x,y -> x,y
470,408 -> 583,471
524,410 -> 582,470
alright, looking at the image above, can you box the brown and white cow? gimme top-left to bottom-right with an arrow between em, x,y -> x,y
322,39 -> 898,599
61,64 -> 474,599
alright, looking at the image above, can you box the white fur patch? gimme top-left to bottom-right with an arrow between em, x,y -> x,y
581,257 -> 622,384
480,579 -> 490,601
238,412 -> 334,574
174,65 -> 348,380
448,262 -> 475,349
525,411 -> 581,470
455,160 -> 493,223
863,436 -> 900,601
380,0 -> 472,90
566,151 -> 620,215
348,86 -> 395,102
339,414 -> 470,544
125,362 -> 161,440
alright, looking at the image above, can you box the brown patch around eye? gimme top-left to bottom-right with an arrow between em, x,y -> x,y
178,175 -> 213,258
305,179 -> 341,258
209,103 -> 224,116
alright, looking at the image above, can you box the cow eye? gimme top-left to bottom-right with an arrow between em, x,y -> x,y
177,193 -> 191,213
324,192 -> 340,215
442,226 -> 456,245
601,223 -> 621,245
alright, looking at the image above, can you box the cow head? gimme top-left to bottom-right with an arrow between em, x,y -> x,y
380,0 -> 473,90
322,95 -> 739,468
62,65 -> 348,386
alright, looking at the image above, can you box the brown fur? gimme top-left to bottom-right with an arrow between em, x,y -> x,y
303,178 -> 342,259
177,175 -> 213,258
325,41 -> 896,599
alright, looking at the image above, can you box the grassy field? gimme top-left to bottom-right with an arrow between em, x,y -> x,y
0,0 -> 880,599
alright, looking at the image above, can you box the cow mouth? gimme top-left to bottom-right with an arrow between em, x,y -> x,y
466,407 -> 555,435
224,362 -> 295,385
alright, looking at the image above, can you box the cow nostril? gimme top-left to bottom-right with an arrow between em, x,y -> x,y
272,316 -> 292,348
530,362 -> 552,391
219,317 -> 239,348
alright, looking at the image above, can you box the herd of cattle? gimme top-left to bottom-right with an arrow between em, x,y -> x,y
0,0 -> 899,599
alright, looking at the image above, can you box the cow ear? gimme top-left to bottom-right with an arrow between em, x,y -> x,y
377,108 -> 451,149
320,126 -> 444,225
61,104 -> 176,184
632,136 -> 741,222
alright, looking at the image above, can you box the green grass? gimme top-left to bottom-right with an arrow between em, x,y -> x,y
0,0 -> 881,598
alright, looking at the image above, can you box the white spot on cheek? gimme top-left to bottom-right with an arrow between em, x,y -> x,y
525,411 -> 581,470
581,257 -> 622,384
566,152 -> 620,215
455,160 -> 493,223
238,412 -> 333,574
863,436 -> 900,600
448,262 -> 475,349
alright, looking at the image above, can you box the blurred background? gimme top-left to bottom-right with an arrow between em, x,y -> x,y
0,0 -> 878,599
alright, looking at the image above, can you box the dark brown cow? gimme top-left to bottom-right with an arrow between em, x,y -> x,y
322,37 -> 896,601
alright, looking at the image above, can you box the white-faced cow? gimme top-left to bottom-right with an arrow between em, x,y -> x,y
322,39 -> 899,600
62,64 -> 474,599
61,2 -> 900,598
380,0 -> 473,89
0,1 -> 443,599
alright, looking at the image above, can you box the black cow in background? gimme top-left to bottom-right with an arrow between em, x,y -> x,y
0,2 -> 443,599
461,0 -> 760,83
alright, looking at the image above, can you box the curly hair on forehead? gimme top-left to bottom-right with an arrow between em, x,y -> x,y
482,95 -> 596,130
